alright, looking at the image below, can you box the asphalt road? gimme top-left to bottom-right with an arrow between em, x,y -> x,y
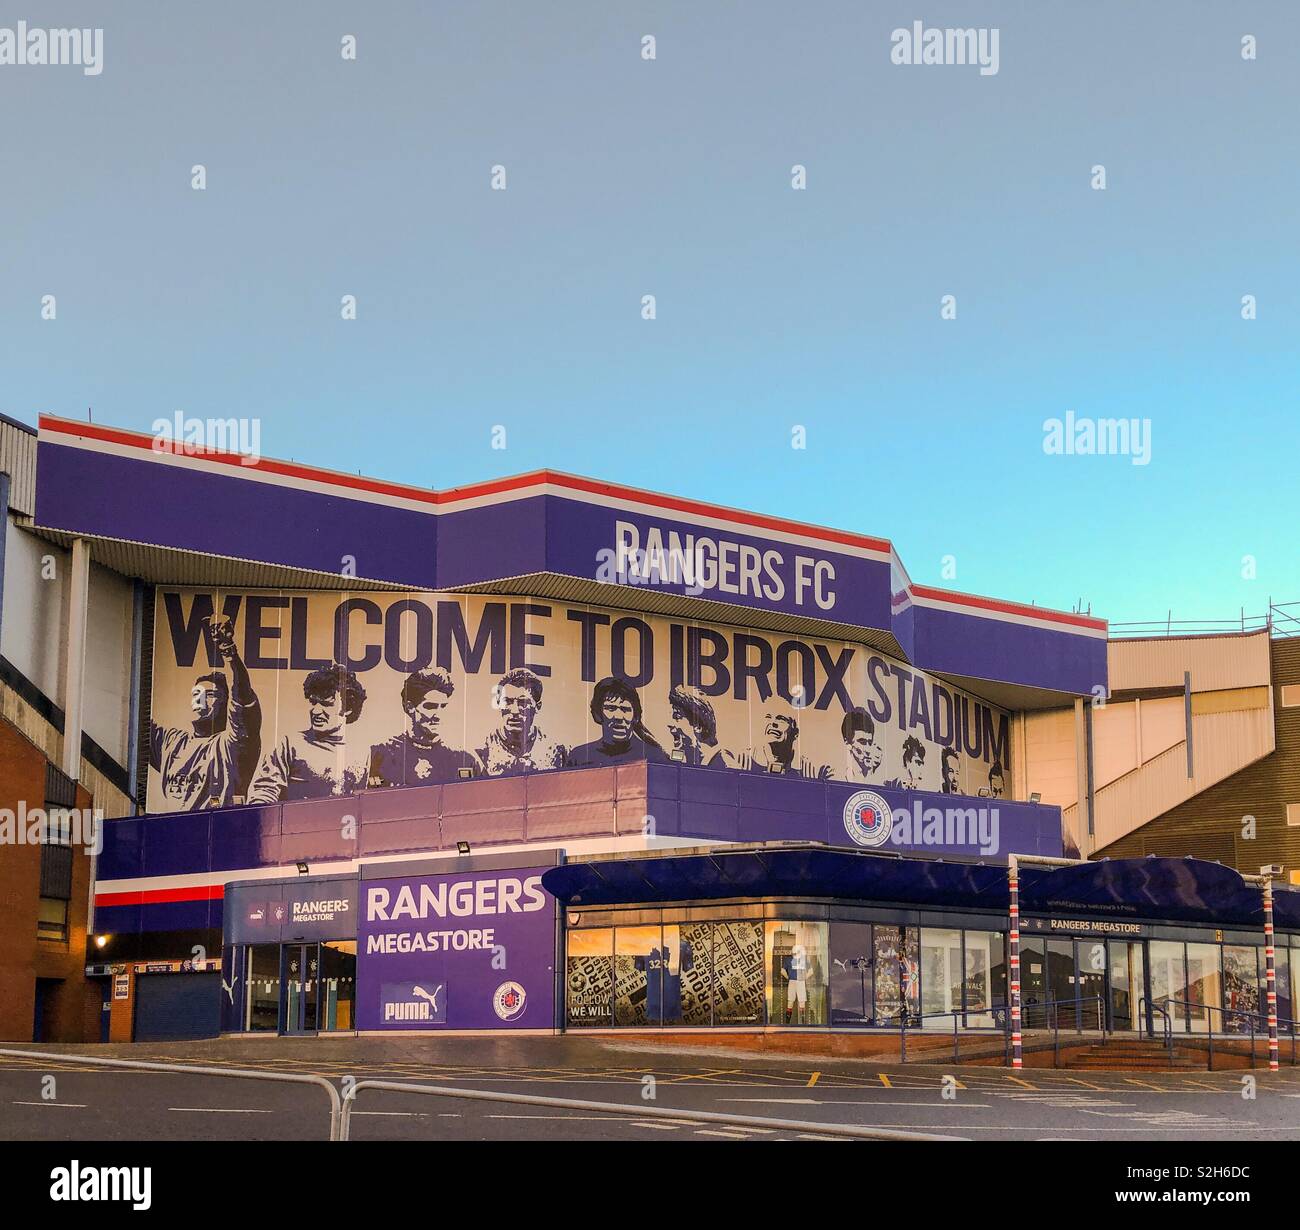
2,1036 -> 1298,1142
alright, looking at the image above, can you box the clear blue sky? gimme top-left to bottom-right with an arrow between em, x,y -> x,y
2,2 -> 1296,624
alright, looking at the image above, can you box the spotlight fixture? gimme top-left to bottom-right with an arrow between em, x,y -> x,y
296,861 -> 309,875
457,841 -> 471,856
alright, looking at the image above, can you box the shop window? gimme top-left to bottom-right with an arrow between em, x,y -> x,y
320,941 -> 356,1031
1018,937 -> 1046,1025
765,922 -> 827,1026
1149,941 -> 1186,1029
614,926 -> 663,1026
664,924 -> 712,1026
920,929 -> 963,1020
246,944 -> 281,1031
566,929 -> 613,1027
1275,950 -> 1294,1025
964,930 -> 1006,1026
829,923 -> 873,1026
872,926 -> 920,1025
1184,943 -> 1222,1035
712,921 -> 765,1025
1221,945 -> 1261,1033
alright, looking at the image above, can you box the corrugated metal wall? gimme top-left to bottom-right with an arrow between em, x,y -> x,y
1096,638 -> 1300,877
0,418 -> 37,515
1110,629 -> 1272,693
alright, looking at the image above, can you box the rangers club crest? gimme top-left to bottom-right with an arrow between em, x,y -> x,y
843,790 -> 892,848
493,980 -> 527,1021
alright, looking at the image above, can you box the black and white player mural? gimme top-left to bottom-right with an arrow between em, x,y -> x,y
146,589 -> 1012,812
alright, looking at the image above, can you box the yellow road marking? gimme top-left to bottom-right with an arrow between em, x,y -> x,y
807,1072 -> 820,1088
877,1073 -> 892,1088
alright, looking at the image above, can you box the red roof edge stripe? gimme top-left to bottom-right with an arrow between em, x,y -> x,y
41,416 -> 1104,632
38,415 -> 892,550
910,584 -> 1108,630
95,884 -> 226,907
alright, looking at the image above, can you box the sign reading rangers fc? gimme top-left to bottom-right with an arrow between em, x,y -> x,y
844,790 -> 892,847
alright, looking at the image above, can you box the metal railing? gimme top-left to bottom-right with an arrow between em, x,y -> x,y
1141,1000 -> 1299,1070
0,1046 -> 967,1141
1139,998 -> 1173,1060
1109,599 -> 1300,640
894,995 -> 1108,1067
0,1047 -> 343,1138
337,1079 -> 967,1142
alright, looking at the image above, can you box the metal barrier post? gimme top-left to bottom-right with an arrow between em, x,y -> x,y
1008,858 -> 1022,1069
1262,879 -> 1281,1072
0,1048 -> 342,1139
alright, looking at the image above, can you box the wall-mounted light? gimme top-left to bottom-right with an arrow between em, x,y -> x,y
457,767 -> 473,779
94,934 -> 109,949
456,841 -> 471,856
296,861 -> 310,875
1029,792 -> 1041,804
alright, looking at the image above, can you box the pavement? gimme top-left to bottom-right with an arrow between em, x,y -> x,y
3,1035 -> 1299,1142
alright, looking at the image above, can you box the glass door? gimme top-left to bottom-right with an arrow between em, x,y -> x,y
1075,939 -> 1108,1031
1109,941 -> 1145,1031
281,944 -> 320,1035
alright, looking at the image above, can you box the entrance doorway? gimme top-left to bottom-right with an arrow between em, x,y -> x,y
1023,934 -> 1151,1032
281,945 -> 318,1035
274,942 -> 356,1034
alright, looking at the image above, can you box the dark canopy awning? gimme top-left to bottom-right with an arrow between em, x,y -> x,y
541,847 -> 1300,932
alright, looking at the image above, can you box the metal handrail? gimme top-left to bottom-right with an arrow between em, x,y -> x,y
337,1079 -> 967,1142
1146,998 -> 1298,1070
0,1047 -> 343,1139
1138,997 -> 1172,1064
895,995 -> 1108,1066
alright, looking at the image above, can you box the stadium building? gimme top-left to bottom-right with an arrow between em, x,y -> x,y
0,413 -> 1296,1047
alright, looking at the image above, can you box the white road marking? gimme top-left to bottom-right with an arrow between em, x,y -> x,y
12,1101 -> 87,1108
168,1107 -> 273,1114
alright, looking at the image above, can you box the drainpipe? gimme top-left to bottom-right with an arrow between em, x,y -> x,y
62,538 -> 91,780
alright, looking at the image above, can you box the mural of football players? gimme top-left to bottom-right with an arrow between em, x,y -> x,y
475,668 -> 566,775
150,615 -> 262,809
885,735 -> 926,790
369,667 -> 483,787
665,685 -> 740,768
740,699 -> 832,779
249,664 -> 368,802
988,760 -> 1006,799
940,747 -> 961,794
565,676 -> 669,766
840,707 -> 883,783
